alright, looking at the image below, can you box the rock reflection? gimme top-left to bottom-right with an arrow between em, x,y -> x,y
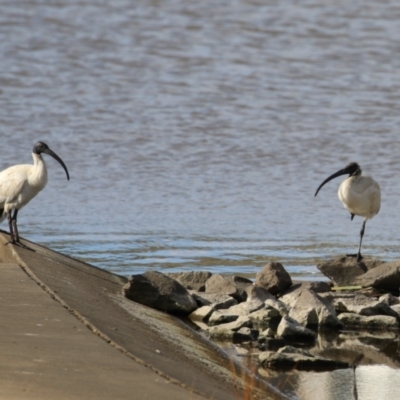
227,330 -> 400,400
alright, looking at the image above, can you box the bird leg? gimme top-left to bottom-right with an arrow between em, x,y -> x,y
6,209 -> 29,248
346,220 -> 366,262
356,220 -> 366,262
7,211 -> 16,244
11,209 -> 20,243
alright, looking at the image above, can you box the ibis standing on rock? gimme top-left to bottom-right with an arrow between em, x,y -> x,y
314,162 -> 381,262
0,141 -> 69,245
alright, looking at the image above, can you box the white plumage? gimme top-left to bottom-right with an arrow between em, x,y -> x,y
315,162 -> 380,261
338,174 -> 380,220
0,142 -> 69,245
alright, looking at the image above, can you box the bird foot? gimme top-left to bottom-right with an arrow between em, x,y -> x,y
5,240 -> 32,251
346,253 -> 363,262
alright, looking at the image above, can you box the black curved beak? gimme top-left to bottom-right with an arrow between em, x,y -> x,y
43,148 -> 70,180
314,168 -> 348,197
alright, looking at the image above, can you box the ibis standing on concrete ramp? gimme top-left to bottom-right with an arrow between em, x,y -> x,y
0,141 -> 69,245
314,162 -> 381,262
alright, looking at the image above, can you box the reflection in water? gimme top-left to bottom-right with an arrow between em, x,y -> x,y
223,330 -> 400,400
296,366 -> 400,400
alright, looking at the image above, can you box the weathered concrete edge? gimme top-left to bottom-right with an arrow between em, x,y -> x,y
1,234 -> 192,391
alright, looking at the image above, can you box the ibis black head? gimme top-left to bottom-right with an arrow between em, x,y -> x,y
314,162 -> 361,197
33,141 -> 70,181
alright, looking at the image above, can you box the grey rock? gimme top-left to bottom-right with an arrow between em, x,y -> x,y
276,316 -> 316,342
205,274 -> 241,300
191,292 -> 238,309
279,286 -> 303,308
317,256 -> 384,286
333,294 -> 399,319
379,293 -> 400,306
259,351 -> 349,371
227,300 -> 265,316
255,262 -> 292,295
391,304 -> 400,317
188,305 -> 214,322
344,302 -> 398,319
278,345 -> 313,357
257,337 -> 286,351
281,281 -> 331,298
226,276 -> 253,301
264,299 -> 290,317
206,316 -> 252,339
233,327 -> 258,341
208,310 -> 239,326
250,308 -> 281,322
337,313 -> 399,329
123,271 -> 197,315
167,271 -> 212,291
332,293 -> 374,310
249,308 -> 281,331
288,289 -> 342,329
259,328 -> 275,339
245,285 -> 276,302
355,259 -> 400,291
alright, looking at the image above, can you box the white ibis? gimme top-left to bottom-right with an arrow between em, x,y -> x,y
315,162 -> 381,261
0,141 -> 69,245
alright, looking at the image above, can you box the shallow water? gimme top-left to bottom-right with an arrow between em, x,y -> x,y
223,330 -> 400,400
2,0 -> 400,283
1,1 -> 400,397
265,365 -> 400,400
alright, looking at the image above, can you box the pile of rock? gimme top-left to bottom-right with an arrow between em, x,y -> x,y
122,257 -> 400,371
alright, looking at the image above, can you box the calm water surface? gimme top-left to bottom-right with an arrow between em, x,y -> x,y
1,1 -> 400,397
1,0 -> 400,280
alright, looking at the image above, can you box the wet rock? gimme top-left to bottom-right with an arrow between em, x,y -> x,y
337,313 -> 399,330
355,260 -> 400,291
250,307 -> 281,322
205,274 -> 242,300
257,337 -> 287,351
259,350 -> 349,371
189,305 -> 214,323
206,316 -> 251,339
167,271 -> 212,291
191,292 -> 238,309
379,293 -> 400,306
288,289 -> 342,329
278,345 -> 313,356
276,316 -> 316,343
259,328 -> 275,339
255,262 -> 292,295
317,256 -> 384,286
208,310 -> 239,326
249,307 -> 281,330
233,327 -> 258,342
123,271 -> 197,315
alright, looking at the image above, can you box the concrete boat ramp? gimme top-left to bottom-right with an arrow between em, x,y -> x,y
0,232 -> 282,400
